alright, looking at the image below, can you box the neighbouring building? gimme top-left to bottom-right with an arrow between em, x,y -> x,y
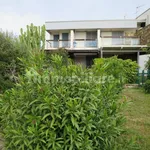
136,8 -> 150,45
45,9 -> 150,67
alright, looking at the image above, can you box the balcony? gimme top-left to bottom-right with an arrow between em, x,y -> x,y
46,40 -> 70,49
46,39 -> 97,49
45,36 -> 143,50
73,39 -> 97,48
101,36 -> 140,47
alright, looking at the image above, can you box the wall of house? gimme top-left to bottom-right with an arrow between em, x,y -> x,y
75,31 -> 86,39
74,31 -> 86,48
136,9 -> 150,26
101,32 -> 112,46
46,20 -> 137,30
136,24 -> 150,45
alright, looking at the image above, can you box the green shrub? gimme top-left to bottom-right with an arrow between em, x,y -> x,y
0,31 -> 28,93
0,52 -> 125,149
143,79 -> 150,93
92,57 -> 138,84
145,57 -> 150,80
123,59 -> 139,83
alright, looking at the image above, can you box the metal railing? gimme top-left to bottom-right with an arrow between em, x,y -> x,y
46,37 -> 141,49
46,40 -> 70,48
137,70 -> 150,85
73,40 -> 97,48
101,37 -> 140,46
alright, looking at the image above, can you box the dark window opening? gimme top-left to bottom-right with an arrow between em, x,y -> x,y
140,22 -> 146,28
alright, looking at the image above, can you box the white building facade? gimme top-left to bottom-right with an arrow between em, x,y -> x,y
45,9 -> 150,67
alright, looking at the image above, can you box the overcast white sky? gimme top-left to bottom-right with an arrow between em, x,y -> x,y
0,0 -> 150,34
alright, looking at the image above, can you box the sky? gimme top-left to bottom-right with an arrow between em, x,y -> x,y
0,0 -> 150,34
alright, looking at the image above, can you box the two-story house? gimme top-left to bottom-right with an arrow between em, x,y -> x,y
45,9 -> 150,67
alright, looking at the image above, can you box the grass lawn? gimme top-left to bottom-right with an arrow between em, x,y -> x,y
122,88 -> 150,150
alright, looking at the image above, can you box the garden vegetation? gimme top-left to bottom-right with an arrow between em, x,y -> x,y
0,24 -> 140,149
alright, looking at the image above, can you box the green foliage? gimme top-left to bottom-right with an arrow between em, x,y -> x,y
142,43 -> 150,54
19,23 -> 45,51
145,57 -> 150,70
122,59 -> 139,83
0,51 -> 126,149
0,31 -> 27,93
143,79 -> 150,93
45,48 -> 70,67
144,57 -> 150,80
92,57 -> 139,84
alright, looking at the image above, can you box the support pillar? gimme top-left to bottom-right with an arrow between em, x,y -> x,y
101,49 -> 103,58
137,51 -> 140,65
70,30 -> 74,49
97,29 -> 101,48
59,32 -> 62,47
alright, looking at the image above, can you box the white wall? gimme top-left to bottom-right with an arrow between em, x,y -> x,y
75,31 -> 86,48
139,54 -> 150,71
75,31 -> 86,39
45,32 -> 50,40
101,32 -> 112,46
46,20 -> 137,30
137,9 -> 150,26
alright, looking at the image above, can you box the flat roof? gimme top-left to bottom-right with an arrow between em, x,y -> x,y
45,19 -> 136,23
46,19 -> 137,31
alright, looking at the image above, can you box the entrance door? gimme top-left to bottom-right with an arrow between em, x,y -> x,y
86,55 -> 97,68
62,33 -> 69,47
54,35 -> 59,48
112,32 -> 124,45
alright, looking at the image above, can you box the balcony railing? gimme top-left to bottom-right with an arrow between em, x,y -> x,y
46,40 -> 70,48
46,37 -> 141,49
46,39 -> 97,49
73,39 -> 97,48
101,36 -> 140,46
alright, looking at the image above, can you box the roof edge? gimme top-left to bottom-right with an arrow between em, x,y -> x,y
45,19 -> 137,23
136,8 -> 150,19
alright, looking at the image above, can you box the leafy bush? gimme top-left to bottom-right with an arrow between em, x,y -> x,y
92,57 -> 139,84
122,59 -> 139,83
45,48 -> 70,67
145,57 -> 150,80
0,31 -> 27,93
0,51 -> 126,149
145,56 -> 150,70
143,79 -> 150,93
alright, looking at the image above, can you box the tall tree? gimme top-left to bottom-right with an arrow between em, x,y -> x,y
0,31 -> 27,93
19,23 -> 45,51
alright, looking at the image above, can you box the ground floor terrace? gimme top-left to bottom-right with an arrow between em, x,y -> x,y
68,49 -> 145,67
